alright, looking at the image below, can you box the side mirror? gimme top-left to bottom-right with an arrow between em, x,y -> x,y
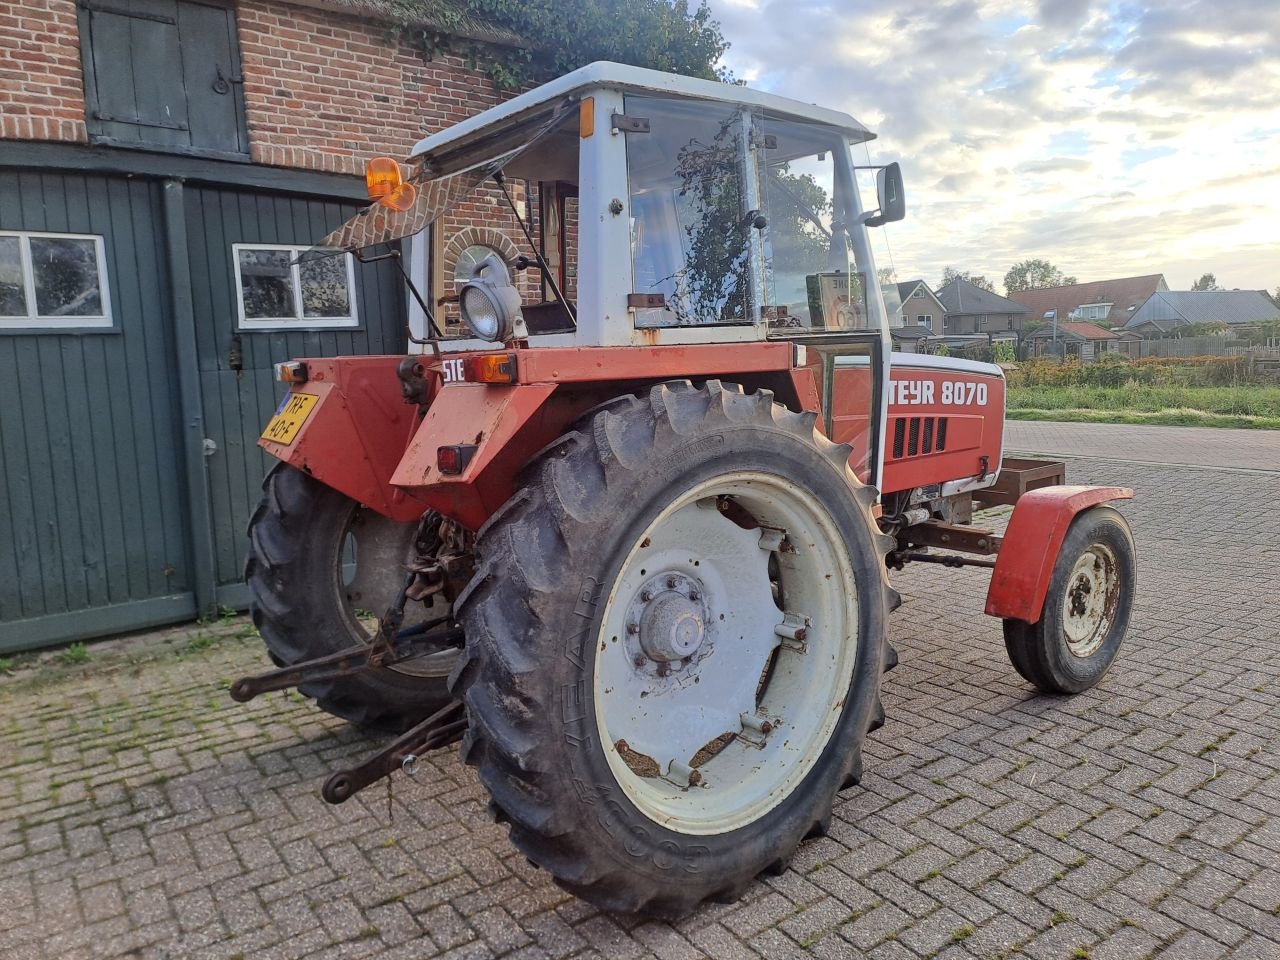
866,162 -> 905,227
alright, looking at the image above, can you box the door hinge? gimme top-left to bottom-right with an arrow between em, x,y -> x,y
610,113 -> 650,134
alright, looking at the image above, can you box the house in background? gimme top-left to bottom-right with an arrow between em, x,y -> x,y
0,0 -> 532,653
935,278 -> 1028,342
1010,274 -> 1168,330
1023,321 -> 1140,360
894,279 -> 945,332
1121,290 -> 1280,336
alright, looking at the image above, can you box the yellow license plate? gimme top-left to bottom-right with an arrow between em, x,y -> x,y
261,392 -> 319,445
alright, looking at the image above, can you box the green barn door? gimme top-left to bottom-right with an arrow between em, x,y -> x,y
183,186 -> 406,606
0,172 -> 194,652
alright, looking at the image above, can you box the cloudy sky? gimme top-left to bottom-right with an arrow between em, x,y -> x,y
707,0 -> 1279,294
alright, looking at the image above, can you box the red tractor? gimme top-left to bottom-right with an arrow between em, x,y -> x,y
231,63 -> 1135,917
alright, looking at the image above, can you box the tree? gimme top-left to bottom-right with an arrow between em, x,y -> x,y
877,267 -> 897,286
390,0 -> 732,90
1191,272 -> 1220,291
1003,259 -> 1077,295
939,266 -> 994,292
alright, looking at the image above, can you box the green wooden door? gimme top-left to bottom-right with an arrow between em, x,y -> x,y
183,186 -> 407,602
0,172 -> 194,651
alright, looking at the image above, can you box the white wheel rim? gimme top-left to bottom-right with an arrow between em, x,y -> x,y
593,472 -> 859,835
1061,543 -> 1120,658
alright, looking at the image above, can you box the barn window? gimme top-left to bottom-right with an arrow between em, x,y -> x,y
0,231 -> 113,330
77,0 -> 249,158
233,244 -> 359,330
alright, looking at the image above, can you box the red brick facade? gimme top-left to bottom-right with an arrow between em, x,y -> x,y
235,1 -> 513,175
0,0 -> 515,174
0,0 -> 88,143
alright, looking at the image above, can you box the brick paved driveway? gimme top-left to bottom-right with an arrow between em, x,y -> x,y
3,431 -> 1279,959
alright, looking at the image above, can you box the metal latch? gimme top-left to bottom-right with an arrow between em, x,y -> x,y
611,113 -> 650,134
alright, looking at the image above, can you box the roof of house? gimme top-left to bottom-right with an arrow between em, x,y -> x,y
1121,290 -> 1280,331
284,0 -> 526,45
936,279 -> 1028,316
1025,320 -> 1117,341
890,324 -> 933,340
896,280 -> 926,302
1009,274 -> 1166,328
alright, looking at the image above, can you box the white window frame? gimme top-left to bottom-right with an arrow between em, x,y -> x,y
912,287 -> 925,298
917,314 -> 932,329
233,243 -> 359,331
0,230 -> 113,330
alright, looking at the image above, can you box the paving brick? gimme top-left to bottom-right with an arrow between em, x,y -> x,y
2,437 -> 1279,958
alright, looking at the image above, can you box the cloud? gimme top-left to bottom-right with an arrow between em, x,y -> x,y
707,0 -> 1280,291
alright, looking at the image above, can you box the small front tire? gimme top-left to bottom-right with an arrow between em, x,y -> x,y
1004,505 -> 1135,694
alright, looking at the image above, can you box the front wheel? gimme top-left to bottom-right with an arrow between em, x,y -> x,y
1004,505 -> 1135,694
451,381 -> 893,917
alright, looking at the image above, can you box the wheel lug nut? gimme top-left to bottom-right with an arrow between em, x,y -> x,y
641,590 -> 653,602
657,662 -> 669,677
689,590 -> 700,601
633,654 -> 645,667
667,577 -> 678,589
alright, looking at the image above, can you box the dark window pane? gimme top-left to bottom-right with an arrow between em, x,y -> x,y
298,251 -> 351,318
29,237 -> 103,317
238,248 -> 295,319
0,236 -> 26,317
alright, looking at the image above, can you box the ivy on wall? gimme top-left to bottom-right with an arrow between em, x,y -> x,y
386,0 -> 732,90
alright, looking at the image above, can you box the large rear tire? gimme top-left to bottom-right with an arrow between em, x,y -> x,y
451,381 -> 894,916
1003,505 -> 1135,694
245,463 -> 457,730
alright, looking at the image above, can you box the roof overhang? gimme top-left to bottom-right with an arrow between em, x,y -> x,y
410,60 -> 875,160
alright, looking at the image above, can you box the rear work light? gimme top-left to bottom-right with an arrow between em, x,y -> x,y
437,444 -> 478,476
274,360 -> 309,383
466,352 -> 518,384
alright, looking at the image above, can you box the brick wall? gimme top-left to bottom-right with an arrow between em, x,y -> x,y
236,0 -> 511,176
0,0 -> 87,143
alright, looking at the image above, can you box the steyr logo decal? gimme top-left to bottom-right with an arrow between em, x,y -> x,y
441,358 -> 466,383
891,379 -> 988,407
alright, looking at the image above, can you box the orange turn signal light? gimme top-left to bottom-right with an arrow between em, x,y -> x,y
579,96 -> 595,138
465,352 -> 518,384
366,157 -> 418,211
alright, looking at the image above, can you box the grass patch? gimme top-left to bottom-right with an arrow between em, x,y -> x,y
1006,383 -> 1280,430
56,643 -> 91,666
952,924 -> 975,942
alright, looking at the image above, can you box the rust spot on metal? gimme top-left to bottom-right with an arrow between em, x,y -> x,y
615,740 -> 661,778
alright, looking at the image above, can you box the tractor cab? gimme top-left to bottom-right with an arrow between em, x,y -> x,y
323,61 -> 906,487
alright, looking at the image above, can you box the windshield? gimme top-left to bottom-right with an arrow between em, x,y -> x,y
625,95 -> 872,331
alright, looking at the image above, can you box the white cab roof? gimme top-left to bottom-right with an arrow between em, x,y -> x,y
410,60 -> 874,160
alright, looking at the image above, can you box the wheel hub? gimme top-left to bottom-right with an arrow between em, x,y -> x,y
1062,545 -> 1119,657
634,573 -> 706,662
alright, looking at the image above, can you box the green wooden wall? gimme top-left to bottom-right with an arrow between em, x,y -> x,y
0,169 -> 405,652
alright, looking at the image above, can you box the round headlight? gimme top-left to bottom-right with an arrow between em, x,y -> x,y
461,283 -> 502,341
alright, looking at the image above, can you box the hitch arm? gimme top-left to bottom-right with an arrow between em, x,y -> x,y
322,699 -> 467,804
228,623 -> 464,703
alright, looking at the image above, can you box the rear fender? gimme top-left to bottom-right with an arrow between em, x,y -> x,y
986,485 -> 1134,624
390,382 -> 562,530
258,356 -> 424,522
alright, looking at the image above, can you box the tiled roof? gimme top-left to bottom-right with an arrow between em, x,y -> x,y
935,278 -> 1028,316
1025,320 -> 1117,341
1009,274 -> 1166,328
